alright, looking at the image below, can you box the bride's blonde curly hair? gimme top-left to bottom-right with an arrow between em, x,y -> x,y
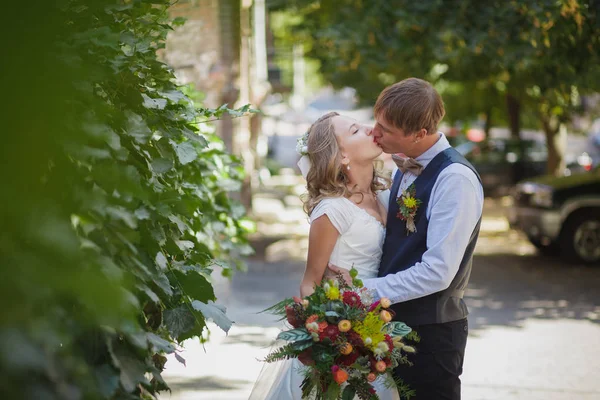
302,112 -> 390,216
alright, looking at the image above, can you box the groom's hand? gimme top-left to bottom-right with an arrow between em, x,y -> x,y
325,263 -> 352,285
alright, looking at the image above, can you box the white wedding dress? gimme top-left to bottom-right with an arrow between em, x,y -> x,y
249,191 -> 399,400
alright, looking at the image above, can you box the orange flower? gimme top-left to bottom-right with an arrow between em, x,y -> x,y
339,342 -> 353,355
375,360 -> 387,373
380,310 -> 392,323
333,369 -> 348,384
317,321 -> 328,332
367,372 -> 377,382
305,315 -> 327,333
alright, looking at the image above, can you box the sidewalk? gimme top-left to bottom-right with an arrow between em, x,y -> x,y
159,174 -> 600,400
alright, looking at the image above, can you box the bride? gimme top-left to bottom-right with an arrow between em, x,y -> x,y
249,112 -> 399,400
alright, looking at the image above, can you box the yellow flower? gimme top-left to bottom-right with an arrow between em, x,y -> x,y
403,196 -> 417,208
326,286 -> 340,300
338,320 -> 352,332
353,313 -> 385,350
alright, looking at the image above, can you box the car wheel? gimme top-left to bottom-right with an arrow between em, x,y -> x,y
527,237 -> 559,256
560,211 -> 600,265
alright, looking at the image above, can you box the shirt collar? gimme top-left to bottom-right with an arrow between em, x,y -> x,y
415,132 -> 450,168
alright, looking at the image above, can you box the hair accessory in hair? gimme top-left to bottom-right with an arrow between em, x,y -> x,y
296,131 -> 309,156
297,155 -> 311,179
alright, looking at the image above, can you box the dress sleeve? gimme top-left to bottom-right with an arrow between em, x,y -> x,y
309,198 -> 352,235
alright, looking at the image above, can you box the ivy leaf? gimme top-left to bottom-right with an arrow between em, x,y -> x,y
125,111 -> 152,144
152,271 -> 173,296
134,207 -> 150,220
163,306 -> 196,339
172,17 -> 187,26
276,328 -> 311,342
159,90 -> 187,103
168,215 -> 188,232
174,352 -> 186,366
175,240 -> 194,251
151,158 -> 173,174
137,284 -> 160,303
108,339 -> 149,393
182,127 -> 208,147
191,301 -> 233,334
155,252 -> 168,270
171,270 -> 215,303
142,94 -> 167,110
106,206 -> 137,229
94,364 -> 119,398
150,366 -> 169,391
147,333 -> 176,354
174,141 -> 198,165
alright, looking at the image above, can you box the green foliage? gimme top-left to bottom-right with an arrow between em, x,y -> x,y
277,328 -> 312,342
1,1 -> 254,399
272,0 -> 600,148
386,322 -> 412,338
262,343 -> 301,363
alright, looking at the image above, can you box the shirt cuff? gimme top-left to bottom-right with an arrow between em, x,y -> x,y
362,277 -> 382,301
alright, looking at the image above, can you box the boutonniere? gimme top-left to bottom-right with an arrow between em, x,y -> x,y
396,183 -> 422,234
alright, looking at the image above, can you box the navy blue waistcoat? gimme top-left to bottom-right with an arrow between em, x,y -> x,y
379,148 -> 482,326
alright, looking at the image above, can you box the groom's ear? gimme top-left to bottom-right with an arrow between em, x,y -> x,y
415,128 -> 428,141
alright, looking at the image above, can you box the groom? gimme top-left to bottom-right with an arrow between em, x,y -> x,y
330,78 -> 483,399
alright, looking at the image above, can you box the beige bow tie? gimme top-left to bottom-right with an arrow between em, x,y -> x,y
392,154 -> 424,175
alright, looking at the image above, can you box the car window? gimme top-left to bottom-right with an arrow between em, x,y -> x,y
523,141 -> 547,162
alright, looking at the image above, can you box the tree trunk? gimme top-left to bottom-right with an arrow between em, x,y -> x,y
506,94 -> 520,139
483,107 -> 492,137
541,117 -> 567,177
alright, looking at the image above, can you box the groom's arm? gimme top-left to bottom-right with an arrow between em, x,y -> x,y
362,165 -> 483,304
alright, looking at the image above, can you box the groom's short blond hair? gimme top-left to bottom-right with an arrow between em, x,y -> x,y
374,78 -> 445,136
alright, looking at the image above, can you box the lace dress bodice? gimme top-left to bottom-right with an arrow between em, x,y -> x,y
309,190 -> 390,280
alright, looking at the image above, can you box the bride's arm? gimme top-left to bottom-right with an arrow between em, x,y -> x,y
299,215 -> 339,297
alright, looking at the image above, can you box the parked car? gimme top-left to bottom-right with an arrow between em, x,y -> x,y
455,139 -> 545,195
507,167 -> 600,264
455,138 -> 593,195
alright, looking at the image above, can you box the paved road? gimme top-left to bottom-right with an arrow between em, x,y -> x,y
159,197 -> 600,400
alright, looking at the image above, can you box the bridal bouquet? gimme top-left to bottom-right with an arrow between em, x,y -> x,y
262,268 -> 418,400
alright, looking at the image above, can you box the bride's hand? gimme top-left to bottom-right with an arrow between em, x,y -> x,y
325,263 -> 352,285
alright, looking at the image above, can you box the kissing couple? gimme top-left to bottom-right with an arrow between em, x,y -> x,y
250,77 -> 484,400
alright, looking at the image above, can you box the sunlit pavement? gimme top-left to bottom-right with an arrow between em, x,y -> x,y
159,182 -> 600,400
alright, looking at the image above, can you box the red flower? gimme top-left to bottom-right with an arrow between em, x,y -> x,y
368,387 -> 376,394
298,348 -> 315,366
342,291 -> 363,307
368,300 -> 381,312
285,305 -> 302,328
323,324 -> 340,341
346,330 -> 363,348
384,334 -> 394,351
338,350 -> 360,366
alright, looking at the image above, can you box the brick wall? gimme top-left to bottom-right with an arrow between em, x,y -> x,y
164,0 -> 226,108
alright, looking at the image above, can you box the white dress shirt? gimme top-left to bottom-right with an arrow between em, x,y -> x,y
363,132 -> 484,304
